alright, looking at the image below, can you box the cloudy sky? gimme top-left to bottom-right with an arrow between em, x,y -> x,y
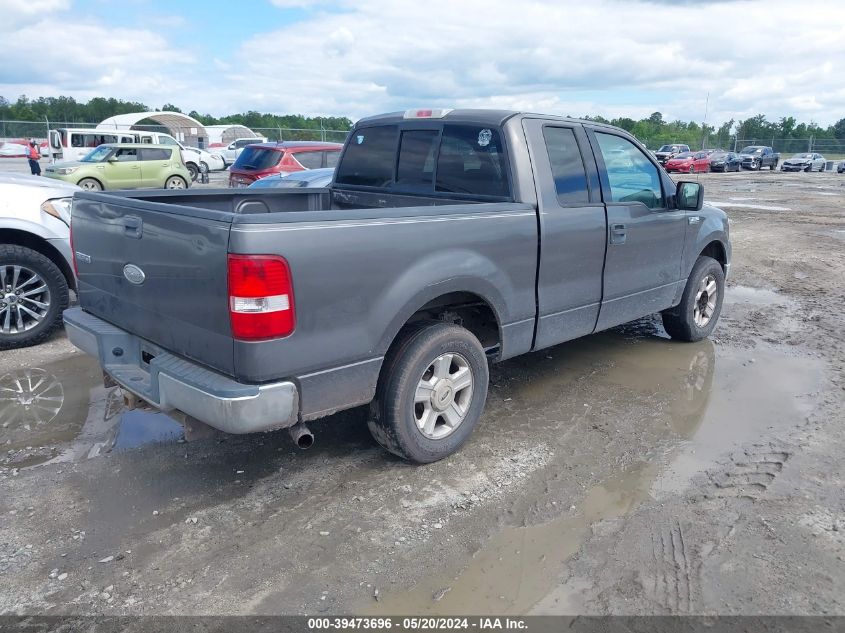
1,0 -> 844,127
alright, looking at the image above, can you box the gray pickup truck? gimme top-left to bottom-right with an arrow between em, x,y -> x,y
64,109 -> 730,463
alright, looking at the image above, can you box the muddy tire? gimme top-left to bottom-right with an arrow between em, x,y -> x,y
662,256 -> 725,342
368,322 -> 489,464
0,245 -> 69,350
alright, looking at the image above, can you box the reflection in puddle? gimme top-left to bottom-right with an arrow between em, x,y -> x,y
0,368 -> 65,429
113,410 -> 183,450
0,355 -> 102,467
0,354 -> 183,468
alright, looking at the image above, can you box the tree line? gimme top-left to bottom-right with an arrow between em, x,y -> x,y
0,95 -> 353,134
2,95 -> 844,150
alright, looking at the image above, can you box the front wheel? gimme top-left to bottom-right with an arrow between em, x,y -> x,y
0,245 -> 69,349
770,161 -> 777,171
368,322 -> 489,463
187,163 -> 199,181
688,165 -> 696,174
165,176 -> 187,189
662,256 -> 725,342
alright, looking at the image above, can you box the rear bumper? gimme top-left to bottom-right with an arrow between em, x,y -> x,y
63,307 -> 299,434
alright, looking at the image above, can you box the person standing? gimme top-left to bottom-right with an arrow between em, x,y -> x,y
27,139 -> 41,176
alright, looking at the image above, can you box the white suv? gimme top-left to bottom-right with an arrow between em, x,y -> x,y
0,174 -> 80,348
210,137 -> 267,166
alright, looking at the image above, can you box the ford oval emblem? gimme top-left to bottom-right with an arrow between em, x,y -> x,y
123,264 -> 146,285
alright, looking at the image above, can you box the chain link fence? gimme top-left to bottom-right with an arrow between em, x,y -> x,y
0,120 -> 350,146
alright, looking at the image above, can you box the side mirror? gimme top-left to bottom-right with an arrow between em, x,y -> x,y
676,181 -> 703,211
107,157 -> 117,162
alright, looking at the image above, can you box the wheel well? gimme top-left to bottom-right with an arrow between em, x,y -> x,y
0,229 -> 76,290
700,241 -> 727,272
404,292 -> 501,357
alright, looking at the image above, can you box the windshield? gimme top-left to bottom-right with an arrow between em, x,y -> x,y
673,152 -> 694,159
793,153 -> 814,159
80,146 -> 113,162
710,152 -> 729,160
657,145 -> 675,152
741,147 -> 763,154
233,147 -> 282,170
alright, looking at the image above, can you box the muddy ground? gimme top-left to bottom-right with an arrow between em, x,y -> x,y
0,170 -> 843,616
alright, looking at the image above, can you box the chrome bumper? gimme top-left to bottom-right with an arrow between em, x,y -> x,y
63,307 -> 299,434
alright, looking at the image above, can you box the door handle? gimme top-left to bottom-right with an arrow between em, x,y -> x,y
123,215 -> 143,239
610,223 -> 627,245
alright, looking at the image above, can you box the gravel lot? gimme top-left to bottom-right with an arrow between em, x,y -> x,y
0,165 -> 843,616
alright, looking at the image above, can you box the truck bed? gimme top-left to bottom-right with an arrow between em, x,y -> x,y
70,187 -> 538,419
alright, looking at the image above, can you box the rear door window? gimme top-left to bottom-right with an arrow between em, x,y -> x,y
139,148 -> 171,161
542,127 -> 589,205
335,125 -> 398,187
435,125 -> 510,198
293,150 -> 324,169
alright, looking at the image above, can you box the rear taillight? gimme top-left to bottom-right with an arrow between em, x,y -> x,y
228,254 -> 295,340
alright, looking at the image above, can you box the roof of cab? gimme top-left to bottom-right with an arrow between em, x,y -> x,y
354,108 -> 627,133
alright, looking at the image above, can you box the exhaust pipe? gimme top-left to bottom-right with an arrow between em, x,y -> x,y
288,422 -> 314,450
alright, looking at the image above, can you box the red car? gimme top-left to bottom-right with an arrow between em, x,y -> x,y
228,141 -> 343,187
664,151 -> 711,174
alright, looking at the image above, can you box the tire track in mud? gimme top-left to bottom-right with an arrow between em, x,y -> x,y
649,520 -> 697,613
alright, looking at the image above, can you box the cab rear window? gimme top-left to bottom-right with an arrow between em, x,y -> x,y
335,123 -> 511,199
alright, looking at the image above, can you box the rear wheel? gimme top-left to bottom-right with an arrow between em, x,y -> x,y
368,322 -> 489,463
0,245 -> 69,349
165,176 -> 187,189
77,178 -> 102,191
662,256 -> 725,342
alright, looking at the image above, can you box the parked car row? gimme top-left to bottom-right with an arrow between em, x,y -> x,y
657,144 -> 836,174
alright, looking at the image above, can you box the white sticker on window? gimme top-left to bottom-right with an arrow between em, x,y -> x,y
356,135 -> 364,145
478,129 -> 492,147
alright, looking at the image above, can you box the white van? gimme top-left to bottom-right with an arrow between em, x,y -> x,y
47,128 -> 136,162
48,129 -> 224,180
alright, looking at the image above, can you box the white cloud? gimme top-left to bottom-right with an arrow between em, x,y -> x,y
0,8 -> 198,112
1,0 -> 844,127
210,0 -> 845,126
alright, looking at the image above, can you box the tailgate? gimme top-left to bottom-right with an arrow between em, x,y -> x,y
71,192 -> 236,375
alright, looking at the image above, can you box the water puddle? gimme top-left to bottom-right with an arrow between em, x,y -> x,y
1,355 -> 102,467
370,462 -> 657,615
724,285 -> 793,307
113,410 -> 184,451
706,200 -> 791,211
368,317 -> 825,615
652,348 -> 823,496
0,354 -> 183,468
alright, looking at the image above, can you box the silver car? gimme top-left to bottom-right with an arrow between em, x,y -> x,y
0,174 -> 79,348
781,153 -> 826,172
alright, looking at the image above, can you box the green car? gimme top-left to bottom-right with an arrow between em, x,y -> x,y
44,143 -> 191,191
